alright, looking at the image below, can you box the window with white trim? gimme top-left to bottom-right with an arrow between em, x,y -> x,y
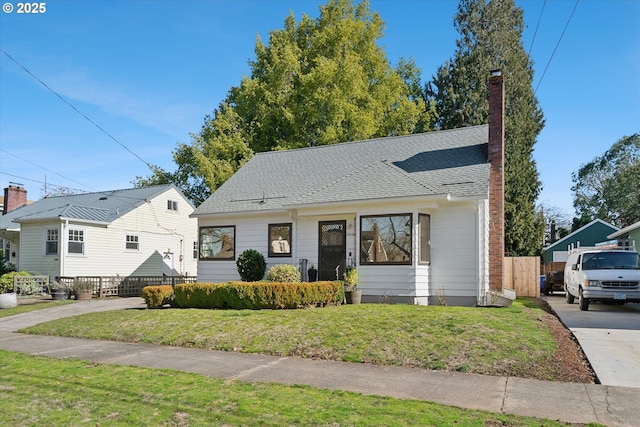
68,229 -> 85,254
167,200 -> 178,211
125,234 -> 139,251
45,228 -> 59,255
193,241 -> 198,259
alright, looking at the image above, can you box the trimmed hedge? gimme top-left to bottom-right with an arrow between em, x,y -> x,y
141,285 -> 175,309
174,281 -> 343,309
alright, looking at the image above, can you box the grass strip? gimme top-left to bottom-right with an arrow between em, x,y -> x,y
0,349 -> 587,426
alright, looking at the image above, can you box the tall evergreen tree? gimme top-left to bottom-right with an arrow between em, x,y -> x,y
427,0 -> 545,256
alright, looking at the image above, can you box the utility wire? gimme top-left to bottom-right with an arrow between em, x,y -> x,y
1,49 -> 157,171
1,148 -> 96,191
527,0 -> 546,56
534,0 -> 580,95
1,171 -> 87,194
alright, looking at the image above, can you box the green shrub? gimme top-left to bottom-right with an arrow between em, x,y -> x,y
174,281 -> 343,309
174,283 -> 226,309
142,285 -> 175,309
236,249 -> 266,282
266,264 -> 301,283
0,271 -> 30,294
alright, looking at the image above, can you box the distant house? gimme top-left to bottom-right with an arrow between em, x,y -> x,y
541,219 -> 619,266
0,184 -> 198,279
608,220 -> 640,250
190,72 -> 508,306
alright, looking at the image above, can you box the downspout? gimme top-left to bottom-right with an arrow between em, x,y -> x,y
60,220 -> 68,277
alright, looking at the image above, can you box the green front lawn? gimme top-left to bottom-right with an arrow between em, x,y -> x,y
22,299 -> 567,381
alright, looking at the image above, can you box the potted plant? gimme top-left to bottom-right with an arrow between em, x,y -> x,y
307,264 -> 318,282
49,280 -> 72,301
73,280 -> 94,301
343,267 -> 361,304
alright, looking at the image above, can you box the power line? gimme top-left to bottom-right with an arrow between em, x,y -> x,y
534,0 -> 580,95
527,0 -> 546,56
0,172 -> 87,194
1,49 -> 157,171
0,149 -> 96,191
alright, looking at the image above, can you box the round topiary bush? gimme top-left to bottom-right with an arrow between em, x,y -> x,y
266,264 -> 301,283
236,249 -> 266,282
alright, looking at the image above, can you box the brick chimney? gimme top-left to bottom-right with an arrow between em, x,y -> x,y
3,184 -> 27,214
488,70 -> 505,291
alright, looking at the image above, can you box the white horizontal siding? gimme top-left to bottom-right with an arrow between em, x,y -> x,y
196,198 -> 485,305
17,187 -> 198,279
18,224 -> 60,277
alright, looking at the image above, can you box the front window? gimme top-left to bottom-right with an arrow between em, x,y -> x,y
360,214 -> 412,265
268,223 -> 292,257
68,229 -> 84,254
125,234 -> 139,251
193,241 -> 198,259
167,200 -> 178,211
419,214 -> 430,264
199,226 -> 235,260
45,228 -> 59,255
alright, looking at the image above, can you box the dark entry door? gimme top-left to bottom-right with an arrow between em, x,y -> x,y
318,220 -> 346,281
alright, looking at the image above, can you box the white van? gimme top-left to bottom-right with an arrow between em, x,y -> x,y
564,246 -> 640,311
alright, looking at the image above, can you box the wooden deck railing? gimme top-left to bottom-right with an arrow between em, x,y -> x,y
54,276 -> 198,297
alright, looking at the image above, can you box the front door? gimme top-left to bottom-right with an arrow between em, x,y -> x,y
318,220 -> 346,281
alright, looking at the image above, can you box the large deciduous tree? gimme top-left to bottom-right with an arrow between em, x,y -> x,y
427,0 -> 545,256
572,134 -> 640,228
135,0 -> 433,204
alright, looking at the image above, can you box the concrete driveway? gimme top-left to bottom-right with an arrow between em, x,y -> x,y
544,293 -> 640,388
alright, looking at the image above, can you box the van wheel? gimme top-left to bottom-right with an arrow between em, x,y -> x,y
565,285 -> 574,304
579,289 -> 589,311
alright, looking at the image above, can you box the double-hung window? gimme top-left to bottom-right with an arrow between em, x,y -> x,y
125,234 -> 139,251
68,229 -> 85,255
45,228 -> 59,255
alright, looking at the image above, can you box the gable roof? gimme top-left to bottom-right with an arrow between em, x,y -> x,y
608,220 -> 640,239
193,125 -> 490,216
542,218 -> 619,254
0,184 -> 189,230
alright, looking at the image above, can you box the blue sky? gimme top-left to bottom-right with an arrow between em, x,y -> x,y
1,0 -> 638,221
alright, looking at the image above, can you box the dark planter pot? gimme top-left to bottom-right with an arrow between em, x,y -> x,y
308,268 -> 318,282
345,290 -> 362,305
51,290 -> 70,301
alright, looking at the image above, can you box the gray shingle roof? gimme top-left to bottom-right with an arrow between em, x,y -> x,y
193,125 -> 490,216
0,184 -> 184,230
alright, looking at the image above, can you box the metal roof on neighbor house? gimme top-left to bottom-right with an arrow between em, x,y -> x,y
193,125 -> 490,216
0,184 -> 186,229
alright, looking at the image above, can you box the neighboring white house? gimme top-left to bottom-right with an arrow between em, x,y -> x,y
0,184 -> 198,279
191,73 -> 507,306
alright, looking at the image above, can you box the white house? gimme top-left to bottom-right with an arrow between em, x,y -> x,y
0,184 -> 198,279
190,72 -> 507,306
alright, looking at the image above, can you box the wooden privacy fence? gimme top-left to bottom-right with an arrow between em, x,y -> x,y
55,276 -> 198,297
504,257 -> 540,298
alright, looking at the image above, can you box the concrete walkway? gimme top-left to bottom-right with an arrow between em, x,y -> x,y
1,298 -> 639,426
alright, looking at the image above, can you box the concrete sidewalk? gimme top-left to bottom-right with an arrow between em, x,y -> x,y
1,298 -> 639,426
